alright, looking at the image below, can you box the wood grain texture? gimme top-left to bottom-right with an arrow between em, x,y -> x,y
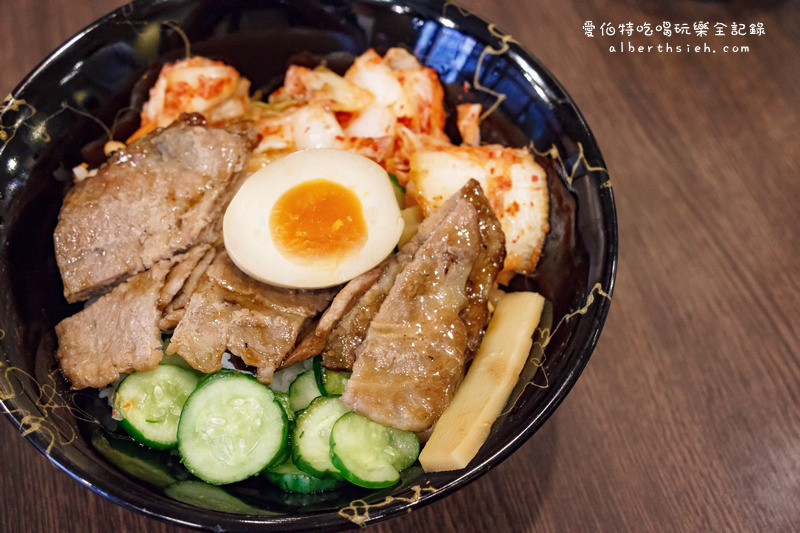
1,0 -> 798,531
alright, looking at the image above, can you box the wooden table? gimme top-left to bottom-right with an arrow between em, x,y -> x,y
1,0 -> 797,531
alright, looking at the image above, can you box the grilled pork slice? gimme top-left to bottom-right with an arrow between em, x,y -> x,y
318,257 -> 405,369
159,246 -> 217,330
284,178 -> 471,370
54,246 -> 218,389
167,252 -> 335,384
342,180 -> 503,432
55,260 -> 173,390
54,114 -> 252,303
284,263 -> 385,368
459,182 -> 506,360
157,244 -> 213,310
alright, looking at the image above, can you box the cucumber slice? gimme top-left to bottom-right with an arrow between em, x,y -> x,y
91,431 -> 178,488
265,458 -> 344,493
323,370 -> 350,395
269,439 -> 292,469
164,481 -> 267,514
114,365 -> 200,449
330,412 -> 419,489
312,355 -> 350,396
270,391 -> 294,467
312,356 -> 327,396
270,359 -> 312,393
292,396 -> 350,479
288,370 -> 321,413
386,427 -> 420,471
160,352 -> 197,371
273,391 -> 295,422
177,370 -> 288,485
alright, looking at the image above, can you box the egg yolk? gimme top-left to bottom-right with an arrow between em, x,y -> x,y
269,179 -> 368,264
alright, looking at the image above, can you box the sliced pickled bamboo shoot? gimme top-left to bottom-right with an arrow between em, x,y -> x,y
418,291 -> 545,472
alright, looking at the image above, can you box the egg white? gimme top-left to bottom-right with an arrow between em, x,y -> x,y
223,149 -> 404,289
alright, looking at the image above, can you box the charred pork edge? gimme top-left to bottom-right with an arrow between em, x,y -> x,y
281,263 -> 386,368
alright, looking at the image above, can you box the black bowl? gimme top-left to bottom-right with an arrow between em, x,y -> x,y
0,0 -> 617,529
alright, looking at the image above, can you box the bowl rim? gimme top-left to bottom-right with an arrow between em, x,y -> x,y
0,0 -> 618,529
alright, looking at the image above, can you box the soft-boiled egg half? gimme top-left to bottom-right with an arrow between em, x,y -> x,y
223,149 -> 404,288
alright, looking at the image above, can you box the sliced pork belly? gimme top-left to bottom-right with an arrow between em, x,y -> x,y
55,260 -> 172,389
54,114 -> 252,303
159,246 -> 216,330
284,263 -> 385,368
54,246 -> 219,389
157,244 -> 213,310
319,257 -> 406,370
166,252 -> 335,383
342,180 -> 503,432
459,182 -> 506,360
284,178 -> 472,370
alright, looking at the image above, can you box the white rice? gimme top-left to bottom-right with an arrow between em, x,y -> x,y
98,376 -> 125,420
270,359 -> 313,393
